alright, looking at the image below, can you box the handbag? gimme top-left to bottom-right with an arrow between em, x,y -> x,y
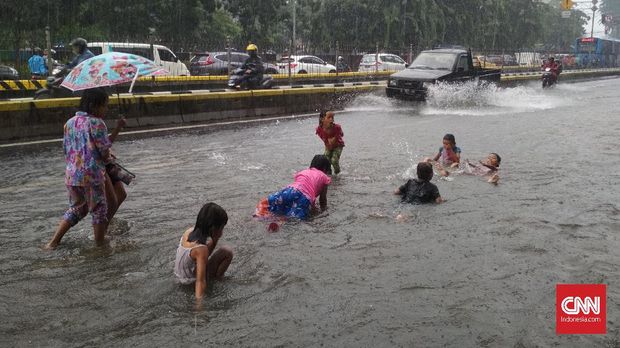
106,160 -> 136,185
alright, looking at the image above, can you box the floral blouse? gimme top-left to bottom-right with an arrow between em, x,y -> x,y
63,111 -> 111,186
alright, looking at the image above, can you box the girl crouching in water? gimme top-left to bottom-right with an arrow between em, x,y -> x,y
255,155 -> 332,221
174,203 -> 233,302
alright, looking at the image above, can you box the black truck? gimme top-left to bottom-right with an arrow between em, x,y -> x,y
386,48 -> 501,100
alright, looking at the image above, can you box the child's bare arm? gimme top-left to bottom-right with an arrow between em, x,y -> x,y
319,187 -> 328,211
108,118 -> 126,143
192,247 -> 209,299
435,196 -> 444,204
432,152 -> 440,161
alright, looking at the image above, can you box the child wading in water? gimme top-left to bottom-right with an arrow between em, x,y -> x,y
316,111 -> 344,174
425,133 -> 461,168
45,88 -> 114,249
254,155 -> 332,221
174,203 -> 233,302
395,162 -> 444,204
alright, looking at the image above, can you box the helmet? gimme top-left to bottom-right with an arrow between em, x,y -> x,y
337,56 -> 344,61
34,47 -> 42,55
246,43 -> 257,51
70,37 -> 88,51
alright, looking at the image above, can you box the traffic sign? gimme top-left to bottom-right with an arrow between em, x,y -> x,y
561,0 -> 573,10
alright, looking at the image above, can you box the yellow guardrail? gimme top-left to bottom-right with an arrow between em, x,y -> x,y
0,84 -> 381,112
0,71 -> 394,92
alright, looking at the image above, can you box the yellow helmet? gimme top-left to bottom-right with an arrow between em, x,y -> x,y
246,43 -> 257,51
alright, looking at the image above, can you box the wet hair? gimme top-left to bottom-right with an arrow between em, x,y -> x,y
443,133 -> 456,146
187,202 -> 228,245
490,153 -> 501,166
310,154 -> 332,175
318,110 -> 332,126
78,88 -> 109,115
417,162 -> 433,182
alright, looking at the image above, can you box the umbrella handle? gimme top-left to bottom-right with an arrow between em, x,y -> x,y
129,70 -> 140,93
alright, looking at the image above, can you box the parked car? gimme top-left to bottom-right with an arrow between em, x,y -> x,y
276,55 -> 337,74
89,42 -> 190,76
358,53 -> 407,72
0,65 -> 19,80
190,51 -> 278,76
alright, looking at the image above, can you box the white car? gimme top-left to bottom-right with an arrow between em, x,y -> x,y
277,55 -> 337,74
89,42 -> 190,76
358,53 -> 407,72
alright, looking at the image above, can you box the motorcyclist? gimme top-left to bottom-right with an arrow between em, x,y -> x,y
236,43 -> 264,89
66,37 -> 95,69
336,56 -> 351,72
542,56 -> 560,83
28,47 -> 48,79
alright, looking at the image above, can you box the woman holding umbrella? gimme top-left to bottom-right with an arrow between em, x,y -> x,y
45,88 -> 114,249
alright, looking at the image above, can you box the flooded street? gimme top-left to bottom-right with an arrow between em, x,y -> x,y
1,78 -> 619,347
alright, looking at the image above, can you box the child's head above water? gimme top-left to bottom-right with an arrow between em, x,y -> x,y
488,153 -> 501,167
417,162 -> 434,182
79,87 -> 109,117
318,110 -> 334,127
310,154 -> 332,175
187,202 -> 228,244
442,133 -> 456,149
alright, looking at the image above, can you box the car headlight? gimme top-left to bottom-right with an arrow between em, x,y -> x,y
388,79 -> 397,87
422,81 -> 434,89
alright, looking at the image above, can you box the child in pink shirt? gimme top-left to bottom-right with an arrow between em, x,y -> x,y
255,155 -> 332,220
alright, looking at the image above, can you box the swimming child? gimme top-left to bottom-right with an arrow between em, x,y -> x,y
174,202 -> 233,302
316,110 -> 344,174
255,155 -> 332,220
436,153 -> 501,184
395,162 -> 444,204
45,88 -> 113,249
425,133 -> 461,167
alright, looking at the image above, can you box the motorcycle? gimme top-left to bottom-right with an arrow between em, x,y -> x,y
541,67 -> 556,88
227,67 -> 273,90
34,67 -> 75,99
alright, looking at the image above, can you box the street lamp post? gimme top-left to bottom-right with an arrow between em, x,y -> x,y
591,0 -> 598,38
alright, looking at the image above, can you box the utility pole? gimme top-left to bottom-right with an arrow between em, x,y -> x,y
45,26 -> 52,72
591,0 -> 598,38
293,0 -> 296,58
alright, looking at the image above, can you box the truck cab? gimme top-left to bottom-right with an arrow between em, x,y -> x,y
386,48 -> 501,100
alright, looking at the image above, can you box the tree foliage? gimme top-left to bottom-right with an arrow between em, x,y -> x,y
0,0 -> 587,58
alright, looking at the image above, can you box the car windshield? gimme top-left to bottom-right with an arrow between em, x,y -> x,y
409,52 -> 456,70
190,55 -> 208,63
361,55 -> 376,63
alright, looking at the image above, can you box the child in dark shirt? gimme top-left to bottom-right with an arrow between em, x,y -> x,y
394,162 -> 443,204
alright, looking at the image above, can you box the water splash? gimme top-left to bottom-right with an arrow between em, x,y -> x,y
423,80 -> 567,116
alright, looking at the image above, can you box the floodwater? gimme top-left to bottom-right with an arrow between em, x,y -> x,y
1,77 -> 619,347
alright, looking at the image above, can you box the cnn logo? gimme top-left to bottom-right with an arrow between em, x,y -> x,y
556,284 -> 606,335
561,296 -> 600,315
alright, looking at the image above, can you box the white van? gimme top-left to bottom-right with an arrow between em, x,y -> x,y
88,42 -> 190,76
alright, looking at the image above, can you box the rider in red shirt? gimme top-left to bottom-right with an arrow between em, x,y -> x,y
542,57 -> 561,83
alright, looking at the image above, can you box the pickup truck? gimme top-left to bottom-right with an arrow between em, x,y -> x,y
386,48 -> 501,100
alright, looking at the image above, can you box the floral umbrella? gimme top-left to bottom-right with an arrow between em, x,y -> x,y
61,52 -> 168,91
